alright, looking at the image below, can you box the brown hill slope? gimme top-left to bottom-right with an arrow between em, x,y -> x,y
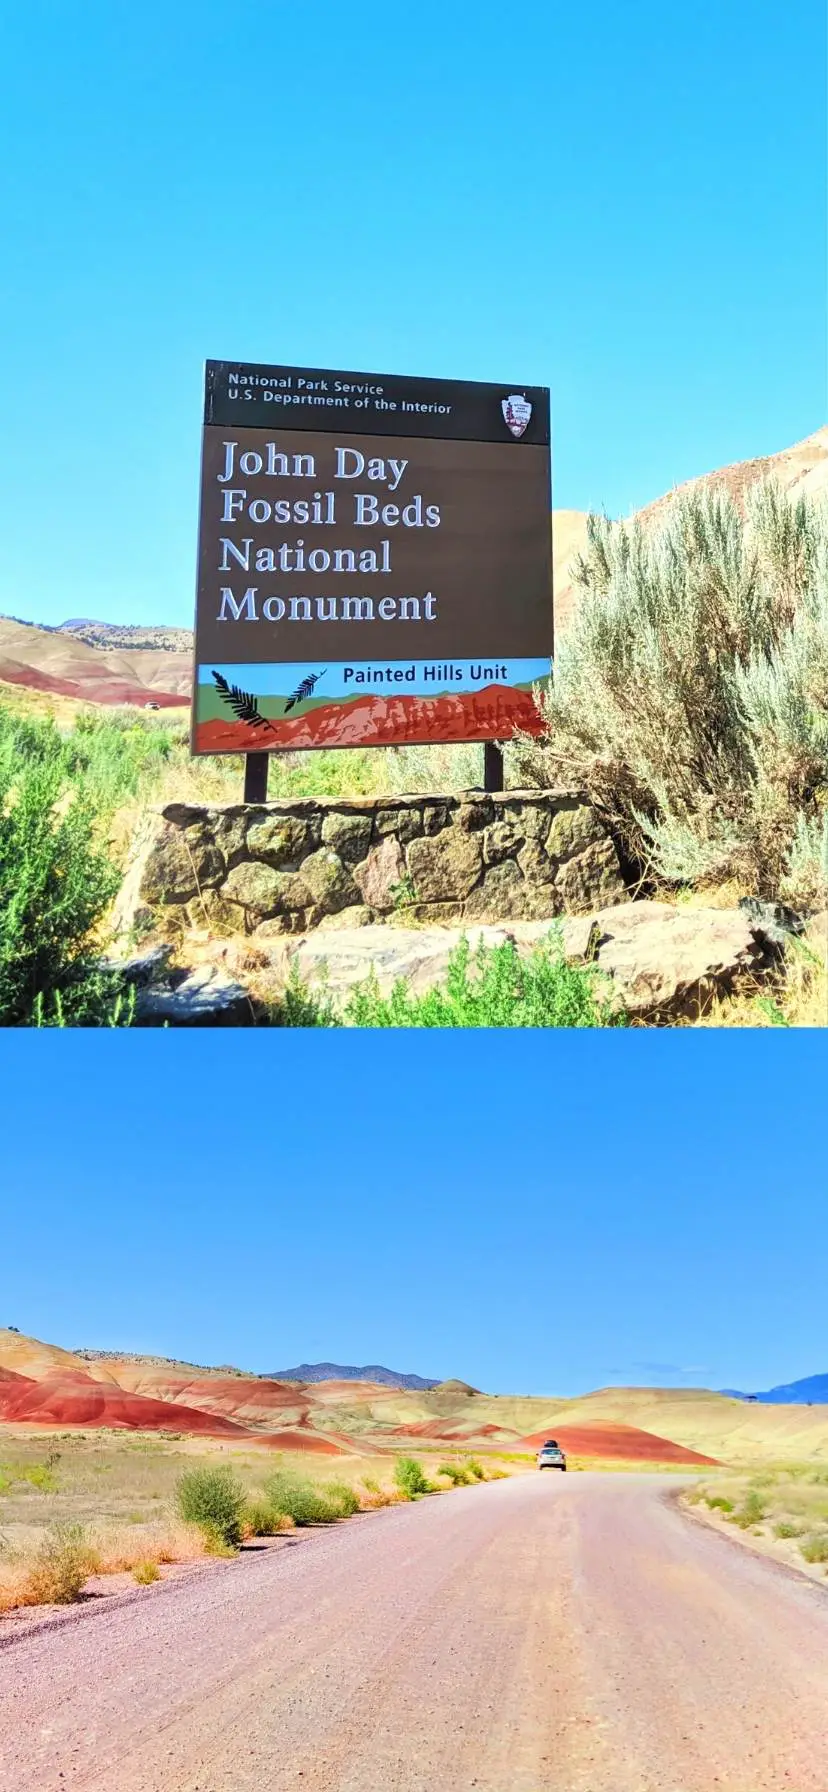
552,425 -> 828,635
0,618 -> 191,707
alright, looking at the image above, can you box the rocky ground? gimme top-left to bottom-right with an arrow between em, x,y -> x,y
107,897 -> 826,1026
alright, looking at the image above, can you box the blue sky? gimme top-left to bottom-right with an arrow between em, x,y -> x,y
1,0 -> 824,628
1,1032 -> 825,1395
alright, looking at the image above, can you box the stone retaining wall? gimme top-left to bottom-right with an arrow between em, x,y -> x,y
129,791 -> 627,936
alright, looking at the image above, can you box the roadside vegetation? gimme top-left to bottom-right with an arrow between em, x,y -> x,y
267,931 -> 626,1030
0,1436 -> 505,1614
686,1466 -> 828,1576
516,482 -> 828,909
2,476 -> 824,1028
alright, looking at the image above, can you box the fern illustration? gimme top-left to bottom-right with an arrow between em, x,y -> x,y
284,669 -> 327,713
211,670 -> 274,732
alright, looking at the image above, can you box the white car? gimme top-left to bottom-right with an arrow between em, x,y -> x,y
537,1439 -> 567,1471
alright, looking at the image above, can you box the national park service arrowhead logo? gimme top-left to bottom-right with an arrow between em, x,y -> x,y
501,393 -> 532,438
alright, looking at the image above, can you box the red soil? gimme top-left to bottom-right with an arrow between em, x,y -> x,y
196,684 -> 544,754
389,1418 -> 517,1442
520,1423 -> 719,1466
0,663 -> 187,707
0,1371 -> 252,1438
257,1431 -> 345,1455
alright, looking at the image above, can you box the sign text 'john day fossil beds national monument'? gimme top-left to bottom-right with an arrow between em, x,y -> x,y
193,362 -> 553,753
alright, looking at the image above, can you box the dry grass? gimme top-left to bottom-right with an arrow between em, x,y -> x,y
689,926 -> 827,1028
685,1465 -> 828,1579
0,1432 -> 506,1613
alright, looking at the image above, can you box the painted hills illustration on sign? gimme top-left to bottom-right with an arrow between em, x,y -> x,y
198,658 -> 552,752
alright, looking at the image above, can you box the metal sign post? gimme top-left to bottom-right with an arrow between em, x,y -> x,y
483,741 -> 505,792
243,752 -> 269,803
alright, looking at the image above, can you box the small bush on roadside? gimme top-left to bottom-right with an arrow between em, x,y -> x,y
438,1463 -> 470,1485
773,1520 -> 805,1539
394,1457 -> 433,1499
800,1533 -> 828,1563
242,1499 -> 285,1537
326,1480 -> 360,1517
707,1495 -> 734,1513
132,1559 -> 161,1585
465,1459 -> 485,1480
359,1476 -> 395,1508
263,1471 -> 345,1526
733,1490 -> 767,1529
175,1466 -> 245,1549
25,1523 -> 100,1604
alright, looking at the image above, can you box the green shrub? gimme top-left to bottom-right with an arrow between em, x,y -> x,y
21,1463 -> 57,1492
25,1523 -> 100,1604
707,1495 -> 734,1513
267,963 -> 340,1028
345,933 -> 624,1029
0,1462 -> 57,1494
800,1532 -> 828,1563
733,1490 -> 767,1529
514,482 -> 828,902
438,1463 -> 470,1485
0,718 -> 124,1026
243,1499 -> 283,1537
132,1559 -> 161,1584
175,1466 -> 245,1549
393,1457 -> 433,1499
262,1471 -> 343,1526
465,1459 -> 485,1480
326,1480 -> 360,1517
773,1520 -> 805,1539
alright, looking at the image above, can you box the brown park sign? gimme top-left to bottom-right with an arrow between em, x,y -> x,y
192,360 -> 552,754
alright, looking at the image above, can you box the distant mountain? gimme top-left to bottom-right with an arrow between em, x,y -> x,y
722,1374 -> 828,1404
263,1362 -> 440,1390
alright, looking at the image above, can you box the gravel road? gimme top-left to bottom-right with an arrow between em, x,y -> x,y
1,1471 -> 826,1791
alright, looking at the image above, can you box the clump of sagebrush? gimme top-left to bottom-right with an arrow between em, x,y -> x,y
733,1489 -> 767,1529
175,1466 -> 246,1550
0,712 -> 127,1025
514,481 -> 828,905
393,1457 -> 433,1499
344,932 -> 623,1029
132,1559 -> 161,1585
800,1532 -> 828,1564
262,1471 -> 356,1526
243,1498 -> 286,1537
25,1523 -> 100,1604
438,1462 -> 470,1485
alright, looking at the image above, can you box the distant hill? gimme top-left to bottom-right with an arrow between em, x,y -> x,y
721,1374 -> 828,1405
264,1362 -> 440,1390
56,620 -> 192,653
552,425 -> 828,635
0,615 -> 191,707
7,1329 -> 828,1465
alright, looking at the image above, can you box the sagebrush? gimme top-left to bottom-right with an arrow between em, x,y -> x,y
175,1465 -> 246,1548
515,481 -> 828,904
